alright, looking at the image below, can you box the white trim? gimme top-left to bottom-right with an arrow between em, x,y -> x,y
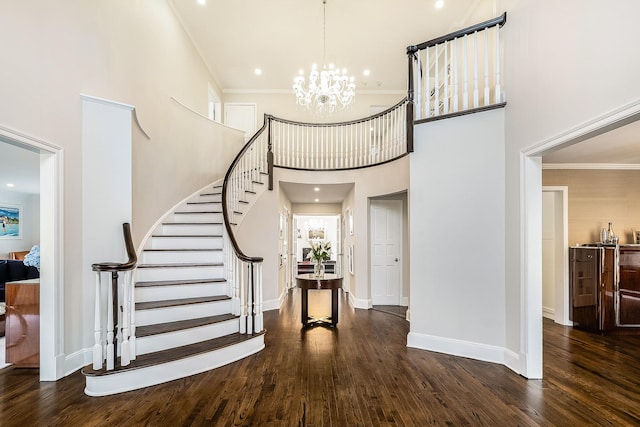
407,332 -> 511,367
80,94 -> 151,140
521,98 -> 640,380
543,163 -> 640,170
524,98 -> 640,157
542,186 -> 571,326
263,296 -> 282,312
80,93 -> 134,110
520,154 -> 543,379
349,292 -> 371,309
170,97 -> 244,132
0,125 -> 65,381
65,348 -> 93,377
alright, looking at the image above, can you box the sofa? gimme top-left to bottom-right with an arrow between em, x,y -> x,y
0,259 -> 40,302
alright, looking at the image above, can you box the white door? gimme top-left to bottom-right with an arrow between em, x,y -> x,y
371,200 -> 402,305
224,103 -> 257,142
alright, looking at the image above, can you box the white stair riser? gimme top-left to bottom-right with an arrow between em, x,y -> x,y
135,281 -> 228,302
136,265 -> 224,282
160,223 -> 223,236
136,320 -> 239,355
141,250 -> 224,265
84,335 -> 264,396
136,299 -> 232,326
169,212 -> 223,223
148,236 -> 223,250
195,194 -> 221,203
178,202 -> 222,212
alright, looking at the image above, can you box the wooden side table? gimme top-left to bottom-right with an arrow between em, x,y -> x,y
296,274 -> 343,327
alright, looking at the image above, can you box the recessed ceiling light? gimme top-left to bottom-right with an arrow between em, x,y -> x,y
363,69 -> 371,77
314,198 -> 319,202
314,187 -> 320,192
197,0 -> 206,5
435,0 -> 444,9
6,183 -> 14,188
254,68 -> 262,76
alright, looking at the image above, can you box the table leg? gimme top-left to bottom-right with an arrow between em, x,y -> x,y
332,288 -> 339,326
301,288 -> 308,326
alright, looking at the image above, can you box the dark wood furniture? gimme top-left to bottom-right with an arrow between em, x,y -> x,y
5,279 -> 40,367
570,244 -> 640,333
296,273 -> 342,327
297,261 -> 335,275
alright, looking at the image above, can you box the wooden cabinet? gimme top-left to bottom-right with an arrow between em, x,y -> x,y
618,246 -> 640,326
5,280 -> 39,367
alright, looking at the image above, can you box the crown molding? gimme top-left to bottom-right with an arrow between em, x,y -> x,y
542,163 -> 640,170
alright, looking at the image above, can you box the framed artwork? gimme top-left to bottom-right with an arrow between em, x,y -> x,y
0,203 -> 21,239
308,228 -> 325,240
348,244 -> 354,275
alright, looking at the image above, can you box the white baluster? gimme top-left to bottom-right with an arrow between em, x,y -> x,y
129,272 -> 136,361
473,30 -> 479,108
425,49 -> 431,118
120,270 -> 131,366
443,40 -> 449,114
256,262 -> 263,332
484,27 -> 490,106
434,44 -> 440,116
106,274 -> 114,371
463,35 -> 469,110
453,38 -> 459,112
495,24 -> 501,103
92,272 -> 103,370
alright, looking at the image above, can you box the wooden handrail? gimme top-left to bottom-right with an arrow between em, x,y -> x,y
413,12 -> 507,51
91,223 -> 137,272
222,121 -> 267,263
268,98 -> 408,127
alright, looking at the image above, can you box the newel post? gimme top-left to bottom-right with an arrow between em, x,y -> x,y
406,45 -> 418,153
267,115 -> 274,190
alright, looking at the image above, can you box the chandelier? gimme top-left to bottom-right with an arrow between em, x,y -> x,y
292,0 -> 355,114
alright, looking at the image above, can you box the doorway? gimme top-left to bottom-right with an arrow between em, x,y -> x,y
0,126 -> 62,381
370,200 -> 403,306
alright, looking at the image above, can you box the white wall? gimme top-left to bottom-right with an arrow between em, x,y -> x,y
497,0 -> 640,375
0,190 -> 40,259
0,1 -> 234,363
408,109 -> 506,361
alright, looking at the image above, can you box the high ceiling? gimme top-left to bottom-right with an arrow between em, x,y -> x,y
170,0 -> 490,93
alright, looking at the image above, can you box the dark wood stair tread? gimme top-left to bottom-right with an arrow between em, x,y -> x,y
137,262 -> 223,269
136,314 -> 237,338
82,331 -> 264,377
136,295 -> 230,310
150,234 -> 222,238
143,248 -> 222,252
135,278 -> 226,287
162,222 -> 222,225
187,201 -> 221,205
174,211 -> 222,214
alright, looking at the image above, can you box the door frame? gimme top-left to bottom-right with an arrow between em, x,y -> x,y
542,186 -> 570,326
0,124 -> 64,381
369,199 -> 404,306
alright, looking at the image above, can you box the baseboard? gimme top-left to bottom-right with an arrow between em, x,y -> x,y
349,292 -> 371,309
542,306 -> 555,320
407,331 -> 510,367
263,296 -> 281,312
64,348 -> 93,377
400,296 -> 409,306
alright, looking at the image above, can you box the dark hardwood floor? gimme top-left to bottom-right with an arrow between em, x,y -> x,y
1,289 -> 640,426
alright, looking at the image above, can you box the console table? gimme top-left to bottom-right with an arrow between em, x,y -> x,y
296,273 -> 342,327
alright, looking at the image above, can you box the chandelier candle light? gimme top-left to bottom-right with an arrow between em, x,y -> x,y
293,0 -> 356,114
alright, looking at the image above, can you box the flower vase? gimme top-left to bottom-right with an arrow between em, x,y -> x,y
314,260 -> 325,278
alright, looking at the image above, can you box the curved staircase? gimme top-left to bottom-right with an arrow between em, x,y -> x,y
83,181 -> 266,396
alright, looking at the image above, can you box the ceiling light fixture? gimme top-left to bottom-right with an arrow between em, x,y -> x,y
197,0 -> 206,6
292,0 -> 355,114
435,0 -> 444,9
254,68 -> 262,76
6,183 -> 14,188
314,187 -> 320,192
